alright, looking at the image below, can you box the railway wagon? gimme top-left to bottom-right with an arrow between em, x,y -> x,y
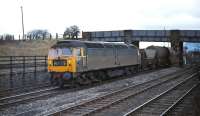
144,46 -> 171,67
48,40 -> 141,87
140,49 -> 157,69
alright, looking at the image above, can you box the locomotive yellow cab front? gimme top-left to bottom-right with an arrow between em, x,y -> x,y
48,48 -> 77,73
47,40 -> 88,87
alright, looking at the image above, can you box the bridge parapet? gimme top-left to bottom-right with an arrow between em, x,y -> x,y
83,30 -> 200,42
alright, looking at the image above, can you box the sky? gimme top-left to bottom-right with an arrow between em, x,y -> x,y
0,0 -> 200,36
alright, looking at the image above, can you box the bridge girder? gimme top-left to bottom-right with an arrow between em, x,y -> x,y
83,30 -> 200,43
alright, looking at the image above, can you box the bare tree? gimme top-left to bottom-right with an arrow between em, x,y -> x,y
63,25 -> 80,39
0,35 -> 3,40
0,34 -> 14,40
63,28 -> 72,39
27,29 -> 50,40
70,25 -> 80,39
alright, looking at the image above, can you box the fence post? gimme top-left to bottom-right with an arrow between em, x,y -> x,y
45,56 -> 47,72
23,56 -> 25,77
43,34 -> 45,40
10,56 -> 13,88
50,34 -> 52,40
34,56 -> 37,79
56,33 -> 57,39
22,56 -> 26,85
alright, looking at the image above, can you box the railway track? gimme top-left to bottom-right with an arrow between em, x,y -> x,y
124,76 -> 199,116
159,84 -> 200,116
0,67 -> 174,108
46,67 -> 197,116
0,67 -> 189,116
0,82 -> 51,98
161,81 -> 200,116
0,86 -> 59,108
0,67 -> 193,114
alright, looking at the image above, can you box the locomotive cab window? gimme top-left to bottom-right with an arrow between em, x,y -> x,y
62,48 -> 72,56
74,48 -> 81,56
48,49 -> 57,58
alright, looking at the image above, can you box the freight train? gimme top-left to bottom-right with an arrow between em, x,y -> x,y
48,40 -> 173,87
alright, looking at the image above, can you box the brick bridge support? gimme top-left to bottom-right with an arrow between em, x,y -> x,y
170,30 -> 183,67
124,30 -> 139,48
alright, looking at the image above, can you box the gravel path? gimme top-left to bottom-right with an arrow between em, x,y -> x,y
0,67 -> 181,116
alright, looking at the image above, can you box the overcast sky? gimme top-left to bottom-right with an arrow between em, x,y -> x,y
0,0 -> 200,36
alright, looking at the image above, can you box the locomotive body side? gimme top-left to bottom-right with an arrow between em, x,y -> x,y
47,40 -> 140,87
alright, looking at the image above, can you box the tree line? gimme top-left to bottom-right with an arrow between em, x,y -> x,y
0,25 -> 80,40
0,34 -> 15,40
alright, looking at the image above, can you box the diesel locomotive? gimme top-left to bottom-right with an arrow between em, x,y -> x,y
48,40 -> 141,87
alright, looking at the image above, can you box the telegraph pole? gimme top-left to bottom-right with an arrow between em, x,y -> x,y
20,6 -> 25,40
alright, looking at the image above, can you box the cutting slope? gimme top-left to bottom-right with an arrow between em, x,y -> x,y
0,40 -> 57,56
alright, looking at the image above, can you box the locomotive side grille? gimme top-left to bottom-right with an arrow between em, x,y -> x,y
53,60 -> 66,66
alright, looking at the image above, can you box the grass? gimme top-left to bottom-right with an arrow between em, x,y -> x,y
0,39 -> 57,56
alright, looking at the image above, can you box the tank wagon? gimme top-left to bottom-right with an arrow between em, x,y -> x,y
48,40 -> 141,87
141,46 -> 171,69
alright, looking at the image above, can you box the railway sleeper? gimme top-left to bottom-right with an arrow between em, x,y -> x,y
140,107 -> 167,112
134,111 -> 158,116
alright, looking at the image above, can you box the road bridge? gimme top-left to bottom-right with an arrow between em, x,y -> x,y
83,30 -> 200,43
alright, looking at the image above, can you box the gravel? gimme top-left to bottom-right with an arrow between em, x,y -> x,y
0,67 -> 181,116
0,72 -> 49,90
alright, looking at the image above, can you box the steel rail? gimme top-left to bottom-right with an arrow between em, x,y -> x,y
0,86 -> 59,108
0,82 -> 51,97
160,82 -> 200,116
123,73 -> 198,116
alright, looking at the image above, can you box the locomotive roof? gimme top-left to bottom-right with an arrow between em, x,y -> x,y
52,40 -> 86,48
52,40 -> 138,49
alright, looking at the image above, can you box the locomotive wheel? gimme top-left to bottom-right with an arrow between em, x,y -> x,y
130,67 -> 136,74
58,78 -> 64,88
75,76 -> 85,85
95,71 -> 103,81
50,77 -> 54,85
49,74 -> 54,85
50,77 -> 58,86
100,71 -> 107,80
76,74 -> 91,85
88,72 -> 100,83
124,68 -> 131,76
135,66 -> 139,73
71,78 -> 80,88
